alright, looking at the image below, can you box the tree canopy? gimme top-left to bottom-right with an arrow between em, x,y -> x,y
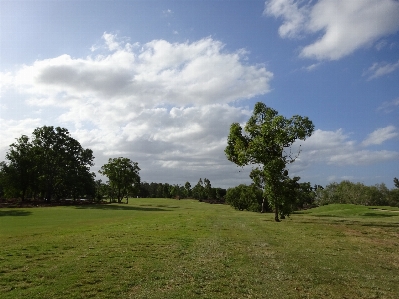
99,157 -> 141,203
0,126 -> 95,201
225,102 -> 314,221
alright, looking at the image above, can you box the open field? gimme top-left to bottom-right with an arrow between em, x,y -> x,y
1,199 -> 399,299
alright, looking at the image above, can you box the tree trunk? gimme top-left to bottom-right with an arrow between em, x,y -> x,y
261,198 -> 266,213
274,206 -> 280,222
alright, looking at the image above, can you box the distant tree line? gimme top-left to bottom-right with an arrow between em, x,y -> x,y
138,178 -> 226,202
0,125 -> 227,204
225,181 -> 320,216
0,126 -> 141,203
314,180 -> 399,207
225,179 -> 399,215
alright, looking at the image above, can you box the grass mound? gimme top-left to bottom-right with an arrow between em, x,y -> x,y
1,199 -> 398,298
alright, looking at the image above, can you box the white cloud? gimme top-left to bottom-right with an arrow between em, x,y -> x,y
264,0 -> 309,38
303,62 -> 321,72
362,126 -> 398,146
292,128 -> 399,169
363,59 -> 399,80
375,40 -> 388,51
377,98 -> 399,113
0,34 -> 271,187
163,9 -> 173,16
265,0 -> 399,60
10,34 -> 272,110
0,118 -> 42,159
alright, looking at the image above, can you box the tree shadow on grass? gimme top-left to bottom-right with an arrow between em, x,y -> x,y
0,210 -> 32,217
74,204 -> 171,212
362,212 -> 398,218
361,223 -> 399,228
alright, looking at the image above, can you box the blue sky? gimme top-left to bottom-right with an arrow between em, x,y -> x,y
1,0 -> 398,188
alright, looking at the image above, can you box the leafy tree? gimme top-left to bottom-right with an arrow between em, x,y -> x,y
203,178 -> 213,199
99,157 -> 140,203
394,177 -> 399,189
94,179 -> 108,202
314,181 -> 396,207
184,181 -> 192,198
296,182 -> 316,209
2,135 -> 37,200
215,188 -> 227,200
1,126 -> 95,201
192,178 -> 205,201
170,184 -> 181,199
225,102 -> 314,221
226,184 -> 263,211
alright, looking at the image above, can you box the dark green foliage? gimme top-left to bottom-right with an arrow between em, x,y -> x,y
192,178 -> 205,201
184,181 -> 192,198
394,177 -> 399,189
225,102 -> 314,221
316,180 -> 399,207
94,179 -> 108,202
226,184 -> 264,211
99,157 -> 141,203
1,126 -> 95,201
138,179 -> 226,202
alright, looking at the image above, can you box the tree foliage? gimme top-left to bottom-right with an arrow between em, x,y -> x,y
1,126 -> 95,201
99,157 -> 141,203
225,102 -> 314,221
315,180 -> 399,207
394,177 -> 399,189
225,184 -> 264,212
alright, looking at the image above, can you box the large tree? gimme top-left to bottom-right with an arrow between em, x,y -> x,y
225,102 -> 314,221
1,126 -> 95,201
1,135 -> 37,200
99,157 -> 141,203
32,126 -> 95,200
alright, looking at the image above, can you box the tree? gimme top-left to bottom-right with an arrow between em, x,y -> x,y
2,135 -> 37,201
32,126 -> 95,201
226,184 -> 263,211
94,179 -> 108,202
225,102 -> 314,221
99,157 -> 140,203
394,177 -> 399,189
192,178 -> 205,201
203,178 -> 213,199
1,126 -> 95,201
184,181 -> 192,198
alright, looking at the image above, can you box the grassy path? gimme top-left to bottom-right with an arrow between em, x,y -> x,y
1,200 -> 398,298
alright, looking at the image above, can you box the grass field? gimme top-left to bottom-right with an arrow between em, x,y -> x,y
1,199 -> 399,299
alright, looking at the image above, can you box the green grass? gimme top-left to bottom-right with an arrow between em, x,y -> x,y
1,200 -> 398,298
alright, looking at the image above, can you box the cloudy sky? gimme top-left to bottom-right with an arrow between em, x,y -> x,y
1,0 -> 398,188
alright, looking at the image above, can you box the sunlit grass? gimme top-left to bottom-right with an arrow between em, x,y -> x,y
1,200 -> 398,298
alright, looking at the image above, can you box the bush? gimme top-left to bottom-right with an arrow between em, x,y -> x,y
315,181 -> 397,207
225,184 -> 263,212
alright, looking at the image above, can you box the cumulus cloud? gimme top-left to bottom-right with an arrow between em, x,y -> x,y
293,128 -> 399,169
362,126 -> 398,146
265,0 -> 399,60
377,98 -> 399,113
363,59 -> 399,80
9,34 -> 272,110
264,0 -> 310,38
0,33 -> 271,186
0,118 -> 42,159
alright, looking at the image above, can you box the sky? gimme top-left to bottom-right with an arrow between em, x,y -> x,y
0,0 -> 398,189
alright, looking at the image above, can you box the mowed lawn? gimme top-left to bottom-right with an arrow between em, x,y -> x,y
1,199 -> 399,299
